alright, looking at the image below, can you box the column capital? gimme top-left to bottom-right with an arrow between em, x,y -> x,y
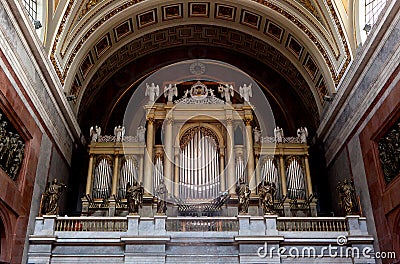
244,117 -> 253,126
226,118 -> 233,126
165,116 -> 174,125
146,117 -> 155,124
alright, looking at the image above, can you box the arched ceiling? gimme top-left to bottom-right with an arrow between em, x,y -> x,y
45,0 -> 353,129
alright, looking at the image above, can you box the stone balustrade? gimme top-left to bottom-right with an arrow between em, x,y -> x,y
28,215 -> 374,264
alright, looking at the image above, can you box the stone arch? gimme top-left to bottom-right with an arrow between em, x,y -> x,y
393,208 -> 400,257
178,123 -> 224,150
0,203 -> 11,263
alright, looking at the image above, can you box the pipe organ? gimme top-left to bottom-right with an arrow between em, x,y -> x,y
118,156 -> 138,199
92,156 -> 113,199
82,80 -> 317,217
179,127 -> 220,201
153,153 -> 164,194
286,156 -> 306,200
260,156 -> 280,199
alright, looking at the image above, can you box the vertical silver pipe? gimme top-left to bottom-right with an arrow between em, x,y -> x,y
216,150 -> 220,196
189,139 -> 193,199
195,131 -> 199,198
200,131 -> 203,198
207,138 -> 210,199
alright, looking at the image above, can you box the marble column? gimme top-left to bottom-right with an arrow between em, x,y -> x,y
164,117 -> 174,193
226,119 -> 236,194
279,155 -> 288,196
174,147 -> 180,196
85,155 -> 94,195
111,155 -> 119,197
245,119 -> 256,192
255,154 -> 261,187
304,155 -> 313,197
144,118 -> 155,194
219,149 -> 225,192
138,155 -> 144,183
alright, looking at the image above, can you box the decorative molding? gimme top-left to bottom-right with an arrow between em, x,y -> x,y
77,25 -> 319,126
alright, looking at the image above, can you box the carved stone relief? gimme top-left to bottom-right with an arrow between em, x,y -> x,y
0,111 -> 25,181
378,120 -> 400,184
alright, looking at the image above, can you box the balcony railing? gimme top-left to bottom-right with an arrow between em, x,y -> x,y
166,217 -> 239,232
55,217 -> 128,232
277,217 -> 348,232
48,216 -> 352,233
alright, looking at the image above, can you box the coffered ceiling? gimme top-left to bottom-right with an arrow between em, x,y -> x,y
45,0 -> 353,127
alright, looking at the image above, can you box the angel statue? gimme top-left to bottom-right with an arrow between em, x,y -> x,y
239,83 -> 252,102
274,127 -> 284,143
40,178 -> 66,215
114,125 -> 125,142
164,84 -> 178,102
218,83 -> 234,103
126,180 -> 144,214
136,126 -> 146,142
145,83 -> 160,102
253,127 -> 262,143
297,127 -> 308,143
89,125 -> 101,142
337,179 -> 358,215
236,177 -> 251,214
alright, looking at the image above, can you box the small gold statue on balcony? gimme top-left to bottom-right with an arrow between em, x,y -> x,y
155,179 -> 168,215
258,181 -> 276,215
236,178 -> 251,214
40,178 -> 66,215
337,179 -> 359,215
126,180 -> 144,214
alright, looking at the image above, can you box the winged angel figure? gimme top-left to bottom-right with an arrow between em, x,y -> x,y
145,83 -> 160,102
164,84 -> 178,102
89,125 -> 101,142
239,83 -> 252,102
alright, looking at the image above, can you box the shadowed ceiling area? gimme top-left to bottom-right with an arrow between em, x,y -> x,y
44,0 -> 353,125
79,45 -> 317,138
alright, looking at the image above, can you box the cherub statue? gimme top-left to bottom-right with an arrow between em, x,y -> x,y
114,125 -> 125,142
145,83 -> 160,102
164,84 -> 178,102
239,83 -> 253,102
89,125 -> 101,142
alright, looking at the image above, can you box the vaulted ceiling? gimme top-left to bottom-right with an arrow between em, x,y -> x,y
44,0 -> 353,132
